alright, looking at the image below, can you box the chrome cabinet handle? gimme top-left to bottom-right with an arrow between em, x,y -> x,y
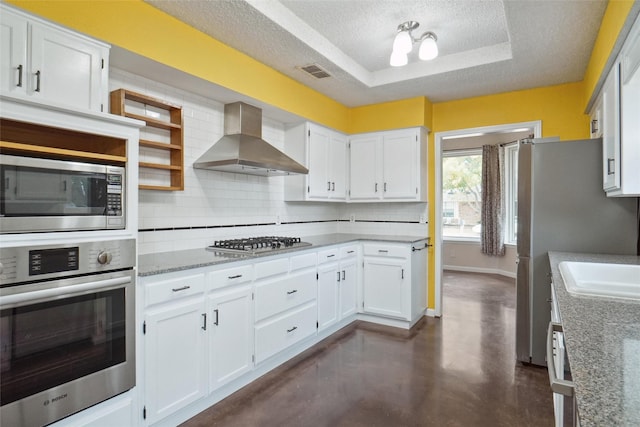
375,183 -> 378,192
228,274 -> 242,279
607,158 -> 615,175
378,249 -> 388,253
401,269 -> 404,279
35,70 -> 41,92
337,271 -> 341,282
213,309 -> 219,325
287,289 -> 298,295
347,250 -> 355,254
172,285 -> 191,292
342,270 -> 345,280
16,64 -> 23,87
546,322 -> 574,397
201,313 -> 207,330
384,182 -> 387,192
591,119 -> 598,134
287,326 -> 297,333
326,254 -> 335,258
327,181 -> 331,191
332,182 -> 335,191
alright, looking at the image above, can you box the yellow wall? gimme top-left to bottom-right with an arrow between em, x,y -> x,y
583,0 -> 636,108
7,0 -> 634,311
6,0 -> 350,133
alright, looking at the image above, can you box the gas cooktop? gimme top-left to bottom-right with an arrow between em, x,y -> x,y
206,236 -> 312,255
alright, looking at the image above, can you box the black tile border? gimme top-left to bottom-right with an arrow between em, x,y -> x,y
138,219 -> 421,233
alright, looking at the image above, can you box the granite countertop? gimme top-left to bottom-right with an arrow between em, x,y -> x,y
548,251 -> 640,427
138,233 -> 428,276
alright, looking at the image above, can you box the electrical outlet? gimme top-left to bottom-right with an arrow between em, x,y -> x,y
349,214 -> 355,222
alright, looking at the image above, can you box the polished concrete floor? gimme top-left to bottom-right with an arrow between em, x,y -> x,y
182,271 -> 554,426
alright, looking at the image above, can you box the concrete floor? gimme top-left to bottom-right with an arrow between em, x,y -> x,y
181,271 -> 554,426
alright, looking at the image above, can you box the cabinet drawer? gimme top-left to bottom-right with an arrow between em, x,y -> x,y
255,258 -> 289,280
209,265 -> 253,290
363,243 -> 409,258
290,252 -> 317,271
255,270 -> 317,321
317,248 -> 339,264
145,273 -> 205,307
340,245 -> 359,258
254,302 -> 317,364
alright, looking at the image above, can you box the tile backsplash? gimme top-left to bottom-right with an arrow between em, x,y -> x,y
110,69 -> 427,254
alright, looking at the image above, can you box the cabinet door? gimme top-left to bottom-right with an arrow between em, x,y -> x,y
144,298 -> 207,424
620,19 -> 640,196
602,63 -> 621,191
589,96 -> 603,138
382,130 -> 418,199
30,23 -> 106,111
363,258 -> 408,319
329,134 -> 347,199
349,135 -> 381,200
307,125 -> 330,199
209,285 -> 253,391
317,262 -> 339,331
0,8 -> 27,96
339,259 -> 358,318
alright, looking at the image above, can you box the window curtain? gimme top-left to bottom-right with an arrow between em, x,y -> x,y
481,144 -> 505,256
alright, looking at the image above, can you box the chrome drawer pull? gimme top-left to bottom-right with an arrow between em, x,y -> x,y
228,274 -> 242,279
172,285 -> 190,292
287,289 -> 298,295
287,326 -> 298,333
214,309 -> 219,325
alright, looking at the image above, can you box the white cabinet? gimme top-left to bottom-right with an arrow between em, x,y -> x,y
618,15 -> 640,196
0,4 -> 109,112
362,243 -> 410,320
284,122 -> 347,201
338,246 -> 358,319
208,284 -> 253,391
143,272 -> 208,425
601,63 -> 621,192
317,261 -> 340,331
349,128 -> 428,202
317,245 -> 358,331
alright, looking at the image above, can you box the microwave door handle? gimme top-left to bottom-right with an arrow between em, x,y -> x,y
0,276 -> 131,308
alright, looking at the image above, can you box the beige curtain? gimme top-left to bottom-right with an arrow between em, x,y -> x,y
481,144 -> 505,256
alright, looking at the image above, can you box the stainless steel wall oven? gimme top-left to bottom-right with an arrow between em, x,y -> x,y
0,239 -> 135,427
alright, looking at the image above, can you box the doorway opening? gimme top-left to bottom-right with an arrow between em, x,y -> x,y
433,121 -> 541,317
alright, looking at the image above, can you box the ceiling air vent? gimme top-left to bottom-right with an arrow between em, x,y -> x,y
299,63 -> 331,79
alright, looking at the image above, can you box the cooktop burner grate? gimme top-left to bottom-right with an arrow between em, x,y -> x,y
206,236 -> 311,254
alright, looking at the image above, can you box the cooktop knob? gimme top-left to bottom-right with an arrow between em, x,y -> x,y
97,251 -> 113,265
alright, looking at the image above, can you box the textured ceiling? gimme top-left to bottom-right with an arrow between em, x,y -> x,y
145,0 -> 608,107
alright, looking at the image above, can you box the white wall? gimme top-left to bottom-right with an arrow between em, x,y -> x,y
110,69 -> 428,254
443,241 -> 517,277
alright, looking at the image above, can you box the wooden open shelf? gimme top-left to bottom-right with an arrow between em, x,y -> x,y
0,118 -> 127,164
110,89 -> 184,191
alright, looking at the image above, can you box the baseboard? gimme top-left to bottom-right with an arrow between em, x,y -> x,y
425,308 -> 437,317
443,265 -> 516,279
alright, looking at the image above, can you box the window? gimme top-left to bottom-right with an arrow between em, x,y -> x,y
442,149 -> 482,239
442,145 -> 518,244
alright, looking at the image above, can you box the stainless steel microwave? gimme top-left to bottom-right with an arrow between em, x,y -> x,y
0,154 -> 125,233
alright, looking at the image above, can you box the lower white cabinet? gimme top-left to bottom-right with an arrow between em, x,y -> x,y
339,257 -> 358,318
208,284 -> 253,391
317,261 -> 340,331
254,301 -> 317,363
363,243 -> 410,320
144,296 -> 208,424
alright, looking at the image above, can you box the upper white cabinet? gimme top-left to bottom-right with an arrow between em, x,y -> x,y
0,4 -> 109,112
591,13 -> 640,197
284,122 -> 347,201
349,128 -> 428,202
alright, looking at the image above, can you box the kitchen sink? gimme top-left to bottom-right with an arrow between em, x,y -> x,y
559,261 -> 640,300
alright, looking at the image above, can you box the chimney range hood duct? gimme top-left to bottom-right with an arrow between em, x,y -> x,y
193,102 -> 308,176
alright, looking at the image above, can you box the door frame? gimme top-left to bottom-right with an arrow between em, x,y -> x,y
433,120 -> 541,317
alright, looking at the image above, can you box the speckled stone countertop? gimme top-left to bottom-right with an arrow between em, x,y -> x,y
138,233 -> 428,276
548,251 -> 640,427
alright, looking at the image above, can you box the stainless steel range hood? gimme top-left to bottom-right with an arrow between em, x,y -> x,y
193,102 -> 308,176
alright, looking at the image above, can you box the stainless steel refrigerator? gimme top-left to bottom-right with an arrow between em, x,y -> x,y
515,137 -> 638,366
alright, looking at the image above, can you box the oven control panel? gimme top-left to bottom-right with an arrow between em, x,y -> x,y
0,239 -> 135,286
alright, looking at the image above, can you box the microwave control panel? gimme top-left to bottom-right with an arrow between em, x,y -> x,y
106,173 -> 123,217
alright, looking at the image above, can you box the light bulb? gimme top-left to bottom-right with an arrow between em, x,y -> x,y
419,34 -> 438,60
390,49 -> 408,67
392,31 -> 413,54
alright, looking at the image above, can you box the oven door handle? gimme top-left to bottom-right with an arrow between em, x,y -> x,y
0,276 -> 131,308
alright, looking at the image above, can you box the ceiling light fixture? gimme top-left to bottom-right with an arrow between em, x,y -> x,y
390,21 -> 438,67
